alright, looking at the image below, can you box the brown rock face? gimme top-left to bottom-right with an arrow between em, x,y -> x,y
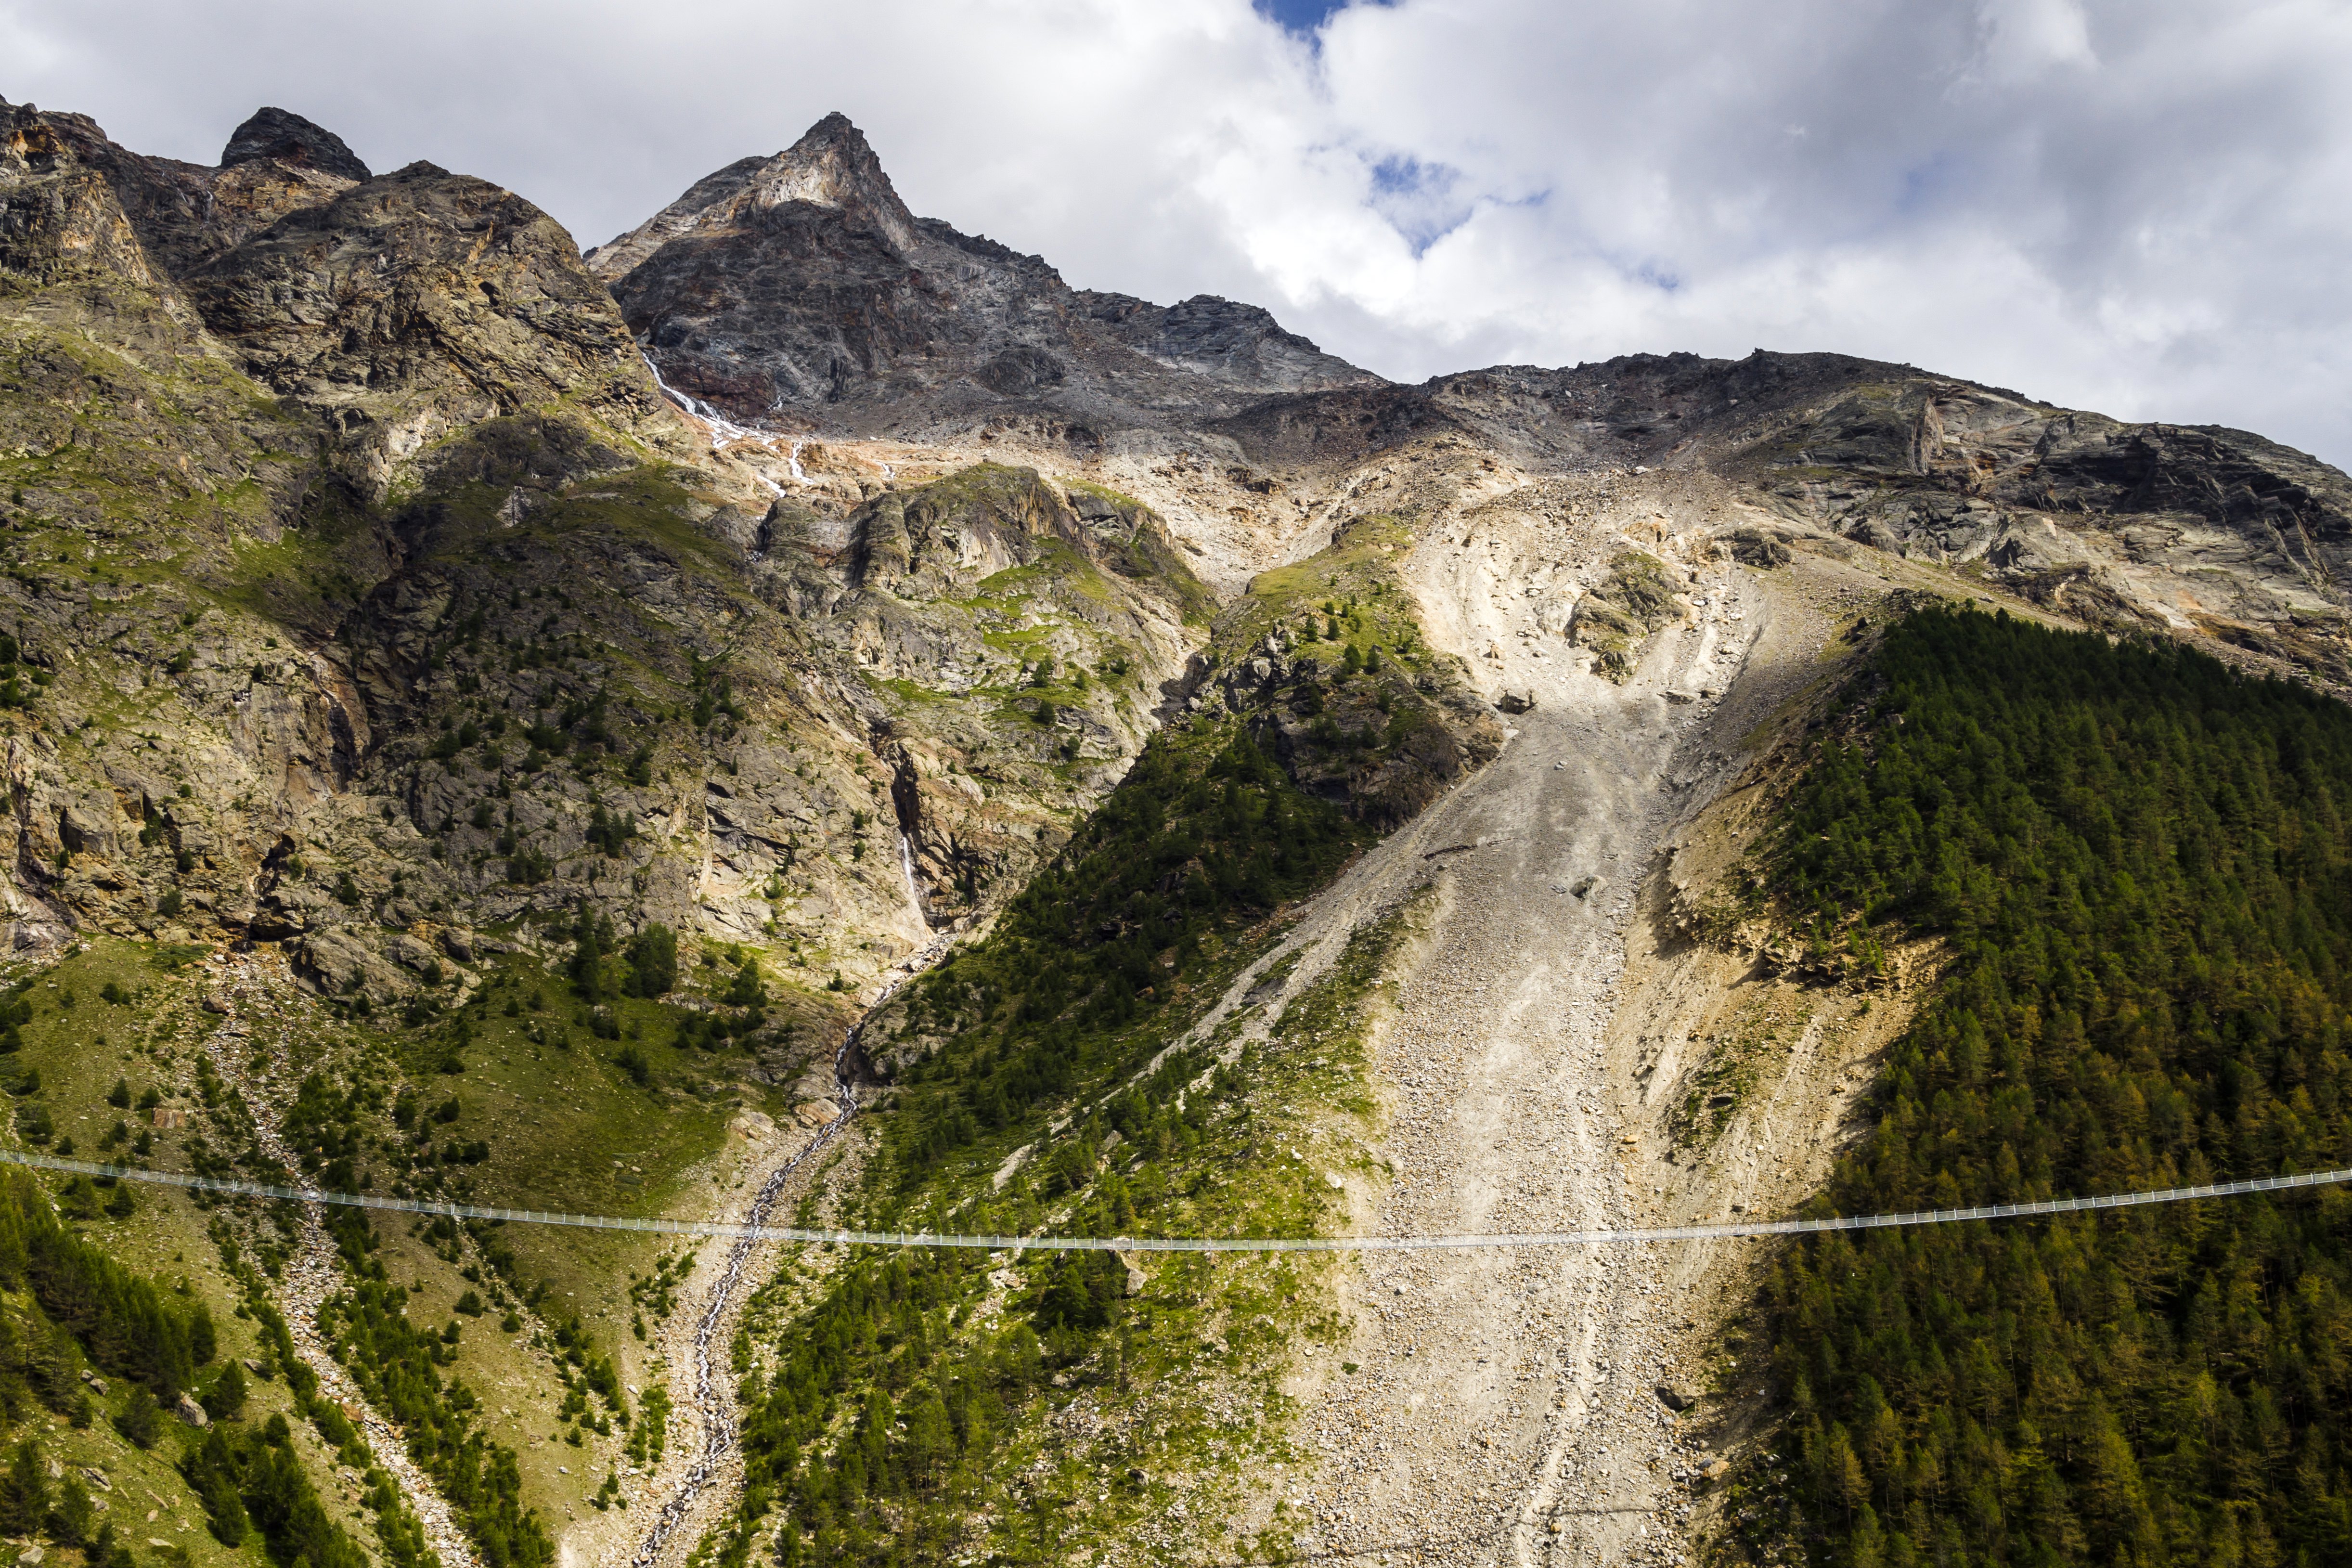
0,99 -> 177,286
181,160 -> 670,498
1506,350 -> 2352,675
586,111 -> 918,279
590,112 -> 1382,434
1183,352 -> 2352,685
749,463 -> 1208,928
3,97 -> 679,501
0,96 -> 362,287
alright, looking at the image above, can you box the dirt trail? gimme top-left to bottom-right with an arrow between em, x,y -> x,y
193,951 -> 486,1568
1213,475 -> 1846,1567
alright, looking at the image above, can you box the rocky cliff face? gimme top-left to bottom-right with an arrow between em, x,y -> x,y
218,104 -> 372,181
0,99 -> 1219,1017
1139,349 -> 2351,688
179,157 -> 674,501
589,112 -> 1382,439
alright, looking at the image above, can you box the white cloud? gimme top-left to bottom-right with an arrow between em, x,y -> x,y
1967,0 -> 2097,86
5,0 -> 2349,466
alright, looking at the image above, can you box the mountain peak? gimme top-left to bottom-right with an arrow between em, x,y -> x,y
585,111 -> 917,279
753,111 -> 917,250
219,106 -> 371,182
802,109 -> 861,140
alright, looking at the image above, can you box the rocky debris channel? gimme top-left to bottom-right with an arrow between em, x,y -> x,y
627,934 -> 953,1568
1281,622 -> 1752,1565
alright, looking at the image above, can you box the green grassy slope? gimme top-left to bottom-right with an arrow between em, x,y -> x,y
712,891 -> 1420,1568
0,929 -> 840,1552
0,1154 -> 390,1568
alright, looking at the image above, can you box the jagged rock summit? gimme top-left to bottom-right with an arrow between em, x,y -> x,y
587,110 -> 919,275
590,111 -> 1383,437
218,105 -> 371,181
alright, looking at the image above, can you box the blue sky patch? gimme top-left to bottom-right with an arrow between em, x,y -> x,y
1364,151 -> 1467,256
1256,0 -> 1362,36
1367,152 -> 1476,256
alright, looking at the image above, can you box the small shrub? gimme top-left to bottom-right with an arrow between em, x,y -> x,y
200,1360 -> 247,1421
116,1387 -> 161,1449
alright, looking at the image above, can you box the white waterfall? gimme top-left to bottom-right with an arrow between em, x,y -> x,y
897,830 -> 926,928
641,349 -> 808,491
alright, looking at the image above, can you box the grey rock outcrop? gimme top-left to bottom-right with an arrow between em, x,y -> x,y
219,107 -> 371,182
589,113 -> 1383,436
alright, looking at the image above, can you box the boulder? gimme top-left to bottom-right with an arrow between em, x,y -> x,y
1497,688 -> 1536,714
1727,527 -> 1793,567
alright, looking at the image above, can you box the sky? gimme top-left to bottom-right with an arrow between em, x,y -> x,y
8,0 -> 2349,468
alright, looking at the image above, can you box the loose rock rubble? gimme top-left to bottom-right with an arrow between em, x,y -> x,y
626,937 -> 951,1568
1202,478 -> 1828,1567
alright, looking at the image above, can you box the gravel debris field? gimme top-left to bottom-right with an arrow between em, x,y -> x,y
1217,476 -> 1850,1568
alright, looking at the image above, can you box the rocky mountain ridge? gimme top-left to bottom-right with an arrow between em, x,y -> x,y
594,113 -> 2350,688
4,88 -> 2346,1019
588,112 -> 1382,441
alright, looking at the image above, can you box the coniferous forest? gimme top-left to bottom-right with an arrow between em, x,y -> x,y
1755,609 -> 2352,1567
